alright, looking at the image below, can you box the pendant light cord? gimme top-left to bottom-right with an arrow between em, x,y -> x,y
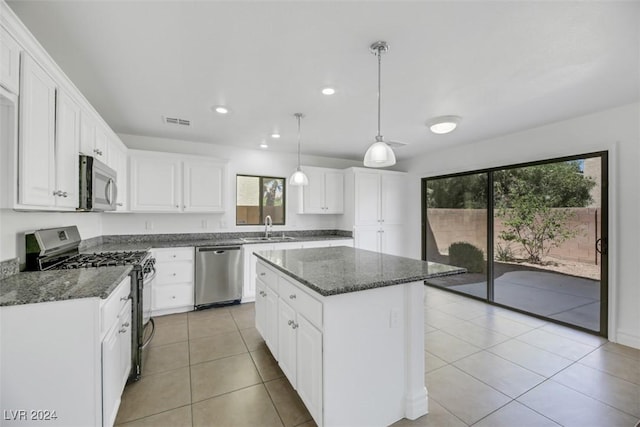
296,113 -> 302,168
377,47 -> 382,138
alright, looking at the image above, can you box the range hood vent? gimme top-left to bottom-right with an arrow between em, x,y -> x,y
163,116 -> 191,126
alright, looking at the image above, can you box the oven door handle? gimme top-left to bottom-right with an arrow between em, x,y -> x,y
144,267 -> 157,284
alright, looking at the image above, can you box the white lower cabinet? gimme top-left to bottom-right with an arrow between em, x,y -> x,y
151,247 -> 194,316
0,275 -> 132,427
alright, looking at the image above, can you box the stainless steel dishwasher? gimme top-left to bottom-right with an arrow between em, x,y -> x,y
195,246 -> 243,308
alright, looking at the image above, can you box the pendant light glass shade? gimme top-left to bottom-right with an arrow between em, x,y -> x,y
364,139 -> 396,167
289,113 -> 309,186
364,41 -> 396,168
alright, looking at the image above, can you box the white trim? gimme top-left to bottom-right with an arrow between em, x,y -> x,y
615,328 -> 640,349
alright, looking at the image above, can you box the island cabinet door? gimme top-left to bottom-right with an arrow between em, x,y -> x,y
265,287 -> 279,358
277,300 -> 297,386
255,280 -> 267,335
296,315 -> 323,425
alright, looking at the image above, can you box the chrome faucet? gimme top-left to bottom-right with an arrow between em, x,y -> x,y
264,215 -> 273,238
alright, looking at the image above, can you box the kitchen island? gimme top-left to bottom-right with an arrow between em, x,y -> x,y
253,246 -> 464,427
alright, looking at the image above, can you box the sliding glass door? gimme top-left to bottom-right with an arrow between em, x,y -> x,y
422,152 -> 608,336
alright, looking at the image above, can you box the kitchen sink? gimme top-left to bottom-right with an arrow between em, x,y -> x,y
241,236 -> 296,242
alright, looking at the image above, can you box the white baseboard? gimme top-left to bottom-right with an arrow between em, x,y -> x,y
615,328 -> 640,350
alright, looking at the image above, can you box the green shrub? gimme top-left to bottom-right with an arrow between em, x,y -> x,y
448,242 -> 485,273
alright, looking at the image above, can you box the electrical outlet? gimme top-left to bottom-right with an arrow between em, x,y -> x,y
145,220 -> 153,230
201,219 -> 208,229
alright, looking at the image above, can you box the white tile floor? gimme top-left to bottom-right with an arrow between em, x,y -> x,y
116,285 -> 640,426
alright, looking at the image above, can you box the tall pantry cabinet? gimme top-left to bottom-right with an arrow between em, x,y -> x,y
342,168 -> 407,257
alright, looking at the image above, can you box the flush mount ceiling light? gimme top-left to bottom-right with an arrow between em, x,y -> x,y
321,87 -> 336,95
213,106 -> 229,114
259,141 -> 269,149
363,41 -> 400,168
289,113 -> 309,186
271,133 -> 281,139
428,115 -> 461,134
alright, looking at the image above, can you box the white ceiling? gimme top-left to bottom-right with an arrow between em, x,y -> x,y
7,1 -> 639,162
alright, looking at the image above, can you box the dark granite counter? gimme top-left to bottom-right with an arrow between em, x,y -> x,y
0,266 -> 132,306
254,246 -> 465,297
85,234 -> 353,253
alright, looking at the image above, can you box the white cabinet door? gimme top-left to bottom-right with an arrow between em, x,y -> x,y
94,126 -> 109,163
242,244 -> 274,302
18,53 -> 56,207
118,301 -> 132,389
0,27 -> 21,94
354,171 -> 380,225
265,286 -> 279,358
102,321 -> 121,427
183,159 -> 225,212
255,280 -> 267,335
79,110 -> 96,156
130,154 -> 181,212
380,224 -> 404,256
278,300 -> 297,386
324,170 -> 344,213
108,142 -> 128,211
381,174 -> 405,225
301,167 -> 326,214
354,225 -> 381,252
296,315 -> 323,425
54,90 -> 80,209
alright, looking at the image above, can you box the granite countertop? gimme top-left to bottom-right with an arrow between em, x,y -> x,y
0,266 -> 132,307
254,246 -> 465,297
85,235 -> 353,253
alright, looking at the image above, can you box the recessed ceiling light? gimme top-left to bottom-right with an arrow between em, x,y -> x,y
259,142 -> 269,149
213,106 -> 229,114
271,133 -> 281,139
428,116 -> 461,134
321,87 -> 336,95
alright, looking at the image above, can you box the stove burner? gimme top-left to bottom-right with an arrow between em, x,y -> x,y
56,251 -> 149,269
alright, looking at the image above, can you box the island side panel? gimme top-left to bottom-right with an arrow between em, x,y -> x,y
322,284 -> 407,427
404,281 -> 428,419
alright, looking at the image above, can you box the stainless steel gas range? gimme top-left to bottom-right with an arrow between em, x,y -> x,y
25,226 -> 155,382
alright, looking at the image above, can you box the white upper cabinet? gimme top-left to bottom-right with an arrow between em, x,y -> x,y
298,166 -> 344,214
107,140 -> 128,211
0,26 -> 21,94
183,159 -> 225,212
129,150 -> 227,213
18,53 -> 56,207
354,170 -> 381,225
130,151 -> 182,212
80,111 -> 108,164
54,90 -> 81,208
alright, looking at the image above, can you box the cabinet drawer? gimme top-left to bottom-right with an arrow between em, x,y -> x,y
279,276 -> 322,329
155,261 -> 193,285
101,276 -> 131,335
153,247 -> 194,262
152,284 -> 193,309
256,262 -> 278,291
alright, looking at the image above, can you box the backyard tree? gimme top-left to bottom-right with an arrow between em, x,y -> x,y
494,161 -> 596,264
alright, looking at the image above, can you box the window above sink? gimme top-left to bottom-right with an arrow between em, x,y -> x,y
236,175 -> 286,226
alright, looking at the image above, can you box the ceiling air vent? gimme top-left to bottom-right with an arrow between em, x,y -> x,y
163,116 -> 191,126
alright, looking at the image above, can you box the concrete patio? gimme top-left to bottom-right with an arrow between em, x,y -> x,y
427,269 -> 600,331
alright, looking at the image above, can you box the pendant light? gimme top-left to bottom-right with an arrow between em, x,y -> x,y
289,113 -> 309,186
363,41 -> 396,168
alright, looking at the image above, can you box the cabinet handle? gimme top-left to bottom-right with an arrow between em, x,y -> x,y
259,272 -> 266,276
53,190 -> 62,196
175,205 -> 179,208
122,322 -> 130,327
287,320 -> 293,326
118,328 -> 127,334
291,322 -> 298,329
172,255 -> 177,258
183,205 -> 186,209
172,296 -> 176,299
172,273 -> 177,276
120,296 -> 129,301
117,202 -> 123,206
289,294 -> 296,300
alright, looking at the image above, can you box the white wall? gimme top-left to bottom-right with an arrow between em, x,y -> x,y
101,134 -> 361,236
397,103 -> 640,349
0,209 -> 102,264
